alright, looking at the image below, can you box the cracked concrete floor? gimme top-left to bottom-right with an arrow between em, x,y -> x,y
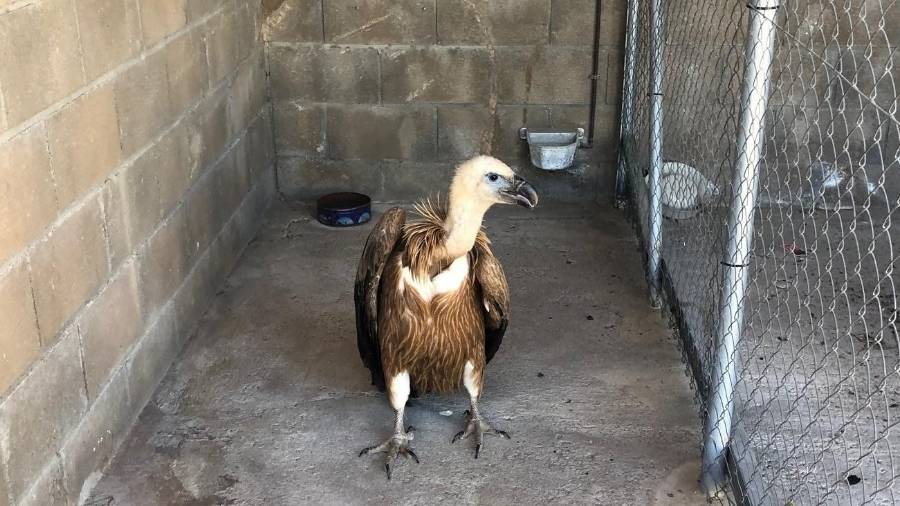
89,201 -> 704,505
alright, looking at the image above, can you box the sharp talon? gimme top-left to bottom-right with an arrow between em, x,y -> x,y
407,449 -> 420,463
499,430 -> 511,439
463,409 -> 471,416
406,425 -> 415,433
385,462 -> 391,480
452,430 -> 465,443
475,443 -> 481,459
359,447 -> 370,457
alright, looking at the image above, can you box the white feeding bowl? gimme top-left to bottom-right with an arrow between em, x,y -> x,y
645,162 -> 720,219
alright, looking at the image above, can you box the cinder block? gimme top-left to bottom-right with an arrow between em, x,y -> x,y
268,45 -> 379,103
75,0 -> 143,79
114,51 -> 172,157
0,459 -> 8,506
171,249 -> 212,350
590,104 -> 619,162
273,101 -> 324,153
324,0 -> 435,44
665,4 -> 746,49
549,105 -> 589,131
247,53 -> 270,121
497,46 -> 595,104
224,152 -> 251,217
187,0 -> 228,20
247,110 -> 276,179
156,127 -> 192,218
231,138 -> 253,199
29,197 -> 109,346
47,84 -> 122,209
0,328 -> 88,503
278,157 -> 384,199
139,206 -> 190,318
550,0 -> 593,45
103,147 -> 164,268
437,106 -> 492,160
606,51 -> 623,106
598,0 -> 626,47
126,304 -> 178,415
0,126 -> 58,267
226,57 -> 264,138
0,0 -> 85,126
234,178 -> 263,242
493,105 -> 550,157
17,456 -> 66,506
183,172 -> 216,263
60,364 -> 132,505
281,158 -> 458,202
262,0 -> 324,42
662,46 -> 740,107
78,260 -> 143,400
436,0 -> 550,45
252,164 -> 277,216
209,155 -> 241,229
206,10 -> 240,85
383,161 -> 457,200
207,218 -> 239,286
0,262 -> 41,395
165,29 -> 210,114
139,0 -> 188,46
0,88 -> 8,133
189,91 -> 230,175
548,104 -> 613,162
381,47 -> 491,104
326,105 -> 435,160
234,0 -> 260,62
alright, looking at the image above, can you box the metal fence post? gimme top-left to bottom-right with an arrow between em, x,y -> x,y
701,0 -> 779,496
614,0 -> 640,208
647,0 -> 664,307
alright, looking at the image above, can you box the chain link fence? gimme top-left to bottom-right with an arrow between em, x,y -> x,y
617,0 -> 900,504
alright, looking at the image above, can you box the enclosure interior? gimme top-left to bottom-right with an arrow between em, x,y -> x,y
0,0 -> 708,504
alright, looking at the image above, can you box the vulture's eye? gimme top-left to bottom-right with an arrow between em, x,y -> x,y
487,173 -> 499,182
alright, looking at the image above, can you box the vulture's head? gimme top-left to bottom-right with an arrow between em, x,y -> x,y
450,156 -> 539,210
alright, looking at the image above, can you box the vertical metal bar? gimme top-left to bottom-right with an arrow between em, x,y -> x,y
647,0 -> 664,307
614,0 -> 640,207
701,0 -> 779,496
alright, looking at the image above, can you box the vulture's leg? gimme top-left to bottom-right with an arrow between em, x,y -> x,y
452,361 -> 510,458
358,371 -> 418,479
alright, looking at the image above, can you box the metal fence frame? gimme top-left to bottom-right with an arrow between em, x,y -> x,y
618,0 -> 900,503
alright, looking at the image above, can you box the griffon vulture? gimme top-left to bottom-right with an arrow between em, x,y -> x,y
355,155 -> 539,478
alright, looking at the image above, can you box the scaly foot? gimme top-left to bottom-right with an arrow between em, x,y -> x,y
358,426 -> 419,479
451,412 -> 510,458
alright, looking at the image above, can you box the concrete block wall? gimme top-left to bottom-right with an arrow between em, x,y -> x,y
264,0 -> 627,202
0,0 -> 275,504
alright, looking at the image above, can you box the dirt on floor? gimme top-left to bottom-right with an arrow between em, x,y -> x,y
87,201 -> 703,505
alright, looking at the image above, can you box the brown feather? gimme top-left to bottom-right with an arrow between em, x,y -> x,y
356,193 -> 511,399
374,198 -> 499,394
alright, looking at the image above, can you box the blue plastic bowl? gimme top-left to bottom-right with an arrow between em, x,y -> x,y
316,192 -> 371,227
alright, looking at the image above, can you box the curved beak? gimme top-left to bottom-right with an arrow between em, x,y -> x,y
502,176 -> 539,209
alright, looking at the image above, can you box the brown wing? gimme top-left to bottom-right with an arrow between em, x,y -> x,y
354,207 -> 406,391
473,244 -> 510,363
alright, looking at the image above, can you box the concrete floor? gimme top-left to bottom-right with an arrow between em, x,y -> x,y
89,201 -> 704,505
